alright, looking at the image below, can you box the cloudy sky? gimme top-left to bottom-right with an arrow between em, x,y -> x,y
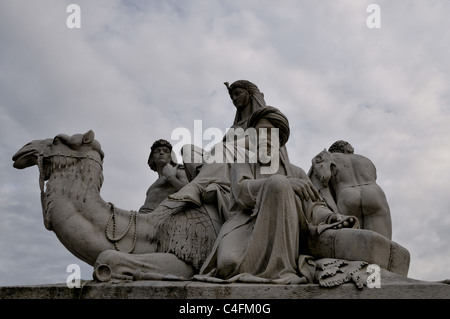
1,0 -> 449,286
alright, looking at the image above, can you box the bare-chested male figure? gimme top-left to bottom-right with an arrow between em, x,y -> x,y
138,139 -> 189,214
310,142 -> 392,239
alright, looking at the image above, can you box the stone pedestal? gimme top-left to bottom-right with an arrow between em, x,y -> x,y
1,270 -> 449,299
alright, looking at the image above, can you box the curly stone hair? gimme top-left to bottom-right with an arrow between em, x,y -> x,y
328,140 -> 354,154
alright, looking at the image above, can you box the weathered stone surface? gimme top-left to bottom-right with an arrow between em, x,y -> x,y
1,270 -> 449,299
9,80 -> 444,297
10,82 -> 411,286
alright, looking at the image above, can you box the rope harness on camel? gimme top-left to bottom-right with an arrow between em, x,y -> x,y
106,202 -> 139,253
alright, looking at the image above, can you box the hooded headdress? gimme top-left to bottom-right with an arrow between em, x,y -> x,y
224,80 -> 267,125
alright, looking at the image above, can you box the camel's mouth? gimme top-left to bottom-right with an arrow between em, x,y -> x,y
313,172 -> 330,188
320,176 -> 330,187
12,149 -> 38,169
12,139 -> 52,169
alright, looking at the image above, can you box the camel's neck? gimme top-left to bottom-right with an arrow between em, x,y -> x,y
42,155 -> 107,229
45,155 -> 104,201
40,155 -> 114,264
38,154 -> 154,265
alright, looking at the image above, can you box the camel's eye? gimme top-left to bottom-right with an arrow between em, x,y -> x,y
53,134 -> 69,145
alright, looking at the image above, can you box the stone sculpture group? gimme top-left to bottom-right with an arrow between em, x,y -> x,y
12,80 -> 410,288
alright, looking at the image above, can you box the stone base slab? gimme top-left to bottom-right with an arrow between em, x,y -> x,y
1,270 -> 449,299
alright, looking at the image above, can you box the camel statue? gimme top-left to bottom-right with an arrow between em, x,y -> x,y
309,149 -> 392,239
11,130 -> 217,281
12,130 -> 410,284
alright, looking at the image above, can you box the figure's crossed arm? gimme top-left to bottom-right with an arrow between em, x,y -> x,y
162,165 -> 189,191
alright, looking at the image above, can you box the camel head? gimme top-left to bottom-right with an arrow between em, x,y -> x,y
12,130 -> 104,179
311,149 -> 335,187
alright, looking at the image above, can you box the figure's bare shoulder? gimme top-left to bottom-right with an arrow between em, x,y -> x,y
351,153 -> 372,163
348,154 -> 378,180
351,154 -> 376,169
332,153 -> 374,170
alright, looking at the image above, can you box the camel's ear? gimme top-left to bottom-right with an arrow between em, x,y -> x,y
83,130 -> 95,144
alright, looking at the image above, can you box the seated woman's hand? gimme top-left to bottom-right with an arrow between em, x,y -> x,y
288,178 -> 321,202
